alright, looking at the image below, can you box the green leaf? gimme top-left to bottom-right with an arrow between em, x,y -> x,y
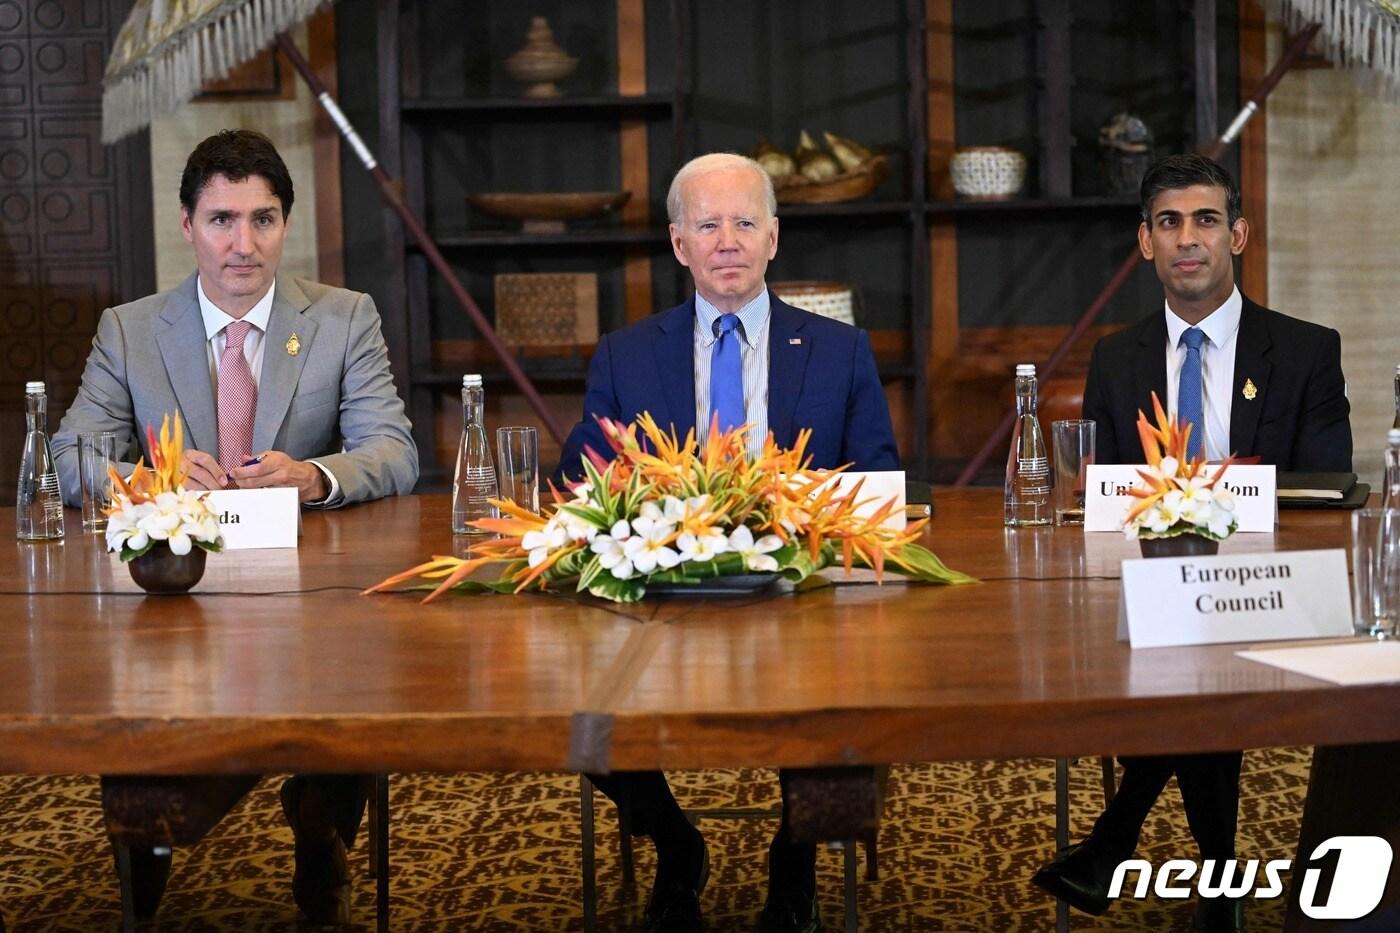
586,573 -> 646,603
879,543 -> 978,585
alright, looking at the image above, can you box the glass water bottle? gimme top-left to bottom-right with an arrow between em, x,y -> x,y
1392,365 -> 1400,430
1383,429 -> 1400,512
1004,363 -> 1051,527
451,374 -> 498,536
17,381 -> 65,541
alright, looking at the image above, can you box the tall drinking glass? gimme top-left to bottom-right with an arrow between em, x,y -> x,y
1352,508 -> 1400,638
496,426 -> 540,514
78,431 -> 119,532
1051,419 -> 1095,526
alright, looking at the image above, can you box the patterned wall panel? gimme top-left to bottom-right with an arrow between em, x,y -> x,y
0,0 -> 152,505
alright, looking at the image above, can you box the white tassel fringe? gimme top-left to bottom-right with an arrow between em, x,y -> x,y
102,0 -> 330,143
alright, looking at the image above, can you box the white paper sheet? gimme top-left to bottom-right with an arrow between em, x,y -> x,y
1235,641 -> 1400,685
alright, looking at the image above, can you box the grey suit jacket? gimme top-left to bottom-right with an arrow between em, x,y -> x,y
53,273 -> 418,507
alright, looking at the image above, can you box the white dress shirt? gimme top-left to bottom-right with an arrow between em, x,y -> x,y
1164,286 -> 1242,462
196,277 -> 339,499
692,289 -> 771,459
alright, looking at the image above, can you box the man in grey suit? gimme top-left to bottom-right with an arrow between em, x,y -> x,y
53,134 -> 416,507
52,129 -> 417,924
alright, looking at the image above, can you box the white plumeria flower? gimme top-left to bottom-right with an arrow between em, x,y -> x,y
728,524 -> 783,572
1157,456 -> 1180,478
625,514 -> 680,574
167,529 -> 193,556
1212,486 -> 1236,512
522,519 -> 568,568
676,527 -> 729,562
1206,504 -> 1234,539
1145,506 -> 1174,534
639,498 -> 685,525
630,523 -> 683,574
591,521 -> 636,579
570,481 -> 594,502
137,506 -> 180,542
557,510 -> 599,543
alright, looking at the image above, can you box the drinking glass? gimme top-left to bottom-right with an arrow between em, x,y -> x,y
1351,508 -> 1400,638
496,426 -> 540,514
78,431 -> 119,532
1051,419 -> 1095,526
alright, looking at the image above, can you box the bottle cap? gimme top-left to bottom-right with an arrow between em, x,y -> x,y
1390,429 -> 1400,445
1015,363 -> 1036,377
24,381 -> 45,395
462,374 -> 483,387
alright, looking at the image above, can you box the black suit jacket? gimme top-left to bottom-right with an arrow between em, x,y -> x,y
1081,297 -> 1352,471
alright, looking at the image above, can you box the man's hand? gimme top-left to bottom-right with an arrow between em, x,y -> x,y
182,449 -> 230,491
229,451 -> 329,503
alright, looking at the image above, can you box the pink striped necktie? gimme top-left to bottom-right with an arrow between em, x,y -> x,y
217,320 -> 258,473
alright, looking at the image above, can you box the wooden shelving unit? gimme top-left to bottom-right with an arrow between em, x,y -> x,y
369,0 -> 1229,484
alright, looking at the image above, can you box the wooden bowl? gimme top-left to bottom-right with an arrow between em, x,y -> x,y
468,191 -> 631,233
774,155 -> 889,205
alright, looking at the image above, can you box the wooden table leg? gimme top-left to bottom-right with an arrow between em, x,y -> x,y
782,766 -> 884,847
100,775 -> 257,921
376,774 -> 390,933
1285,742 -> 1400,931
115,841 -> 136,933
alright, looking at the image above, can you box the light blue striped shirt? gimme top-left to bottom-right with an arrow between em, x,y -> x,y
693,290 -> 770,459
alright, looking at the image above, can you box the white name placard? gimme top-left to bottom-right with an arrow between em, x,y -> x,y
1117,548 -> 1351,648
1085,464 -> 1277,533
816,471 -> 906,531
202,487 -> 299,549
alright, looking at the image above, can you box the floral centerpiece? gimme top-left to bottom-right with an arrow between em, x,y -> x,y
368,413 -> 976,604
106,414 -> 223,592
1122,392 -> 1236,551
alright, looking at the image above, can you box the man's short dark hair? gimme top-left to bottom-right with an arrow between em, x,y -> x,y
1139,154 -> 1241,227
179,129 -> 294,218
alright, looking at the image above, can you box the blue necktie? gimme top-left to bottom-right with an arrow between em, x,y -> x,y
710,314 -> 745,434
1178,326 -> 1207,460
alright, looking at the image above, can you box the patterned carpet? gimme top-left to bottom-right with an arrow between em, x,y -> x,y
0,749 -> 1312,931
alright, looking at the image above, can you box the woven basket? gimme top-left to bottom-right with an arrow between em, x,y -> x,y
770,281 -> 858,327
774,155 -> 890,205
950,146 -> 1027,200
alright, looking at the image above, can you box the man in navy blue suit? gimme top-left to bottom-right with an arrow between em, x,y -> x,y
561,153 -> 898,933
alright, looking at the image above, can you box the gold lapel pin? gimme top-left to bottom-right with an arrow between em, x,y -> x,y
285,333 -> 301,356
1243,378 -> 1257,400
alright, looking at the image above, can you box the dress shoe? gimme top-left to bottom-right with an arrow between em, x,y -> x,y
111,843 -> 172,919
756,888 -> 821,933
1190,896 -> 1245,933
642,840 -> 708,933
1031,838 -> 1124,916
280,776 -> 352,925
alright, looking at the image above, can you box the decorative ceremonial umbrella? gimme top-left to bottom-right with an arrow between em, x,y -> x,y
101,0 -> 568,444
1272,0 -> 1400,95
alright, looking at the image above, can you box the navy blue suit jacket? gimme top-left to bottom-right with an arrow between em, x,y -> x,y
555,293 -> 899,480
1082,297 -> 1352,471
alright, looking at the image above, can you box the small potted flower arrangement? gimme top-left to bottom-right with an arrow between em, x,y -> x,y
1122,393 -> 1237,557
368,413 -> 975,604
106,413 -> 223,593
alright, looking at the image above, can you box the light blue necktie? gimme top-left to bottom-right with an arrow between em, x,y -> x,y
710,314 -> 745,434
1179,326 -> 1207,460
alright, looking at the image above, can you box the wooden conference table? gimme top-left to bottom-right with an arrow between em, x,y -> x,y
1,490 -> 1396,928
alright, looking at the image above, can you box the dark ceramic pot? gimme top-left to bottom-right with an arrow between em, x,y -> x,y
1139,535 -> 1219,559
127,544 -> 207,594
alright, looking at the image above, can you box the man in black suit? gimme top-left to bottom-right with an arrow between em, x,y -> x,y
1032,154 -> 1352,933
